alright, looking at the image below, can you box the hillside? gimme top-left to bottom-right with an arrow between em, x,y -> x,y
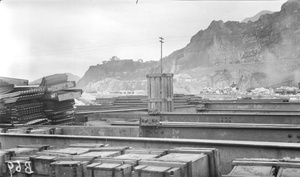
78,0 -> 300,94
77,57 -> 159,91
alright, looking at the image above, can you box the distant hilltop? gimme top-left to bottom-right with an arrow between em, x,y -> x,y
78,0 -> 300,94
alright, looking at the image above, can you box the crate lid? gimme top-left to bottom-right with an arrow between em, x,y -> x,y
114,154 -> 158,160
94,163 -> 121,171
158,153 -> 206,162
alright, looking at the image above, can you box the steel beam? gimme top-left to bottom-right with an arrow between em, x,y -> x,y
1,133 -> 300,174
198,102 -> 300,111
159,112 -> 300,124
140,122 -> 300,143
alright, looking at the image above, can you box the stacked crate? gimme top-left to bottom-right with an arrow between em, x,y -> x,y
0,144 -> 218,177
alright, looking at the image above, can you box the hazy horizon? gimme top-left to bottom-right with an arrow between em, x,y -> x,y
0,0 -> 285,81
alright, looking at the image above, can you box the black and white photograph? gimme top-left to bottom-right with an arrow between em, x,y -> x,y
1,0 -> 300,176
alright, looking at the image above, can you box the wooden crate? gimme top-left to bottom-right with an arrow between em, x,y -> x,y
146,73 -> 174,113
169,147 -> 221,177
139,160 -> 188,177
93,163 -> 132,177
228,165 -> 275,176
49,161 -> 88,177
85,163 -> 102,177
157,153 -> 209,177
0,151 -> 12,176
277,167 -> 300,177
30,156 -> 59,175
6,148 -> 39,157
133,165 -> 182,177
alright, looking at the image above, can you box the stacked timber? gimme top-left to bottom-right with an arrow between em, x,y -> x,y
0,74 -> 82,126
225,158 -> 300,177
0,144 -> 219,177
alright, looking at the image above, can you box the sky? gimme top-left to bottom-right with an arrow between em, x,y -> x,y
0,0 -> 285,81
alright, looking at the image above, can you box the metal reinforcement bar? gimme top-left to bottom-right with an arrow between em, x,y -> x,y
1,133 -> 300,174
158,112 -> 300,124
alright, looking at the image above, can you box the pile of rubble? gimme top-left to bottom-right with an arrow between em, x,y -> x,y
199,87 -> 241,95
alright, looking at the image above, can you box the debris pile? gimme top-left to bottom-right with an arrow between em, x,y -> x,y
199,87 -> 241,95
247,87 -> 274,95
0,74 -> 82,126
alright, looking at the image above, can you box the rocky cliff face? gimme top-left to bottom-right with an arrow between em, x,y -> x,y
78,0 -> 300,94
163,0 -> 300,92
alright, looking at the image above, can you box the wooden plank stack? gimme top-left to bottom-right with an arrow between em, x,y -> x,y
0,74 -> 82,126
0,144 -> 219,177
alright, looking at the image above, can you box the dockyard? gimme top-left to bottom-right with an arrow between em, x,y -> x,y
1,73 -> 300,177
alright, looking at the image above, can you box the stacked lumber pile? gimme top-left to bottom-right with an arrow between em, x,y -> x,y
0,144 -> 221,177
0,74 -> 82,126
225,157 -> 300,177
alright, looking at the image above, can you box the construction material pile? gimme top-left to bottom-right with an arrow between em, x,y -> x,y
0,74 -> 82,126
199,87 -> 241,95
0,143 -> 221,177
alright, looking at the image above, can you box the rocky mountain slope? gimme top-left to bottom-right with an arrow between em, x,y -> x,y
78,0 -> 300,94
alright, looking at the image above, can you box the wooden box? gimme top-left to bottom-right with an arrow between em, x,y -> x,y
0,151 -> 12,176
277,167 -> 300,177
6,148 -> 39,157
30,156 -> 58,175
85,163 -> 101,177
157,153 -> 209,177
139,160 -> 188,177
93,163 -> 132,177
49,161 -> 88,177
229,165 -> 275,176
169,147 -> 221,177
133,165 -> 182,177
